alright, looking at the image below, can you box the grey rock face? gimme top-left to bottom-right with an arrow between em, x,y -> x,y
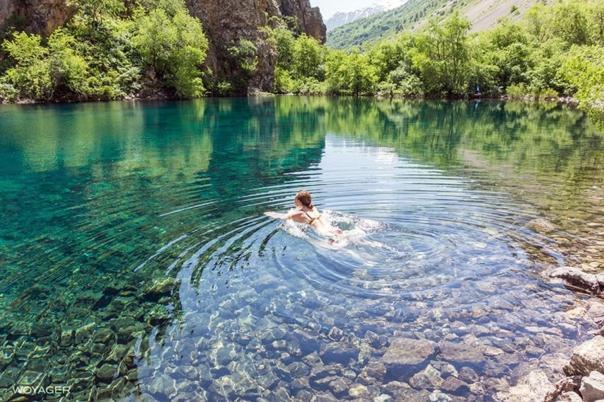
580,371 -> 604,402
564,336 -> 604,376
549,266 -> 601,295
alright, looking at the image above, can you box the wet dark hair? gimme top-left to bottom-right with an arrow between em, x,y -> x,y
295,190 -> 313,208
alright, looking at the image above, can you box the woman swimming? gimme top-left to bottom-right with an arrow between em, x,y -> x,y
265,190 -> 343,238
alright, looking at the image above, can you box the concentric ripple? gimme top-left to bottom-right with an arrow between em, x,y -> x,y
160,138 -> 560,302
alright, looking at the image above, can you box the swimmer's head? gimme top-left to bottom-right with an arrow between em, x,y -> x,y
295,190 -> 313,209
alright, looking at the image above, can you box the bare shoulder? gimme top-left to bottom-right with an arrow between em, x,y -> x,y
287,209 -> 306,222
288,210 -> 304,218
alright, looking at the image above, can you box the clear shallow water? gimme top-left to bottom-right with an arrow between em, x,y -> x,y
0,98 -> 603,401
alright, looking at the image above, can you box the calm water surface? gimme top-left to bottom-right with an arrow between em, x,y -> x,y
0,98 -> 603,401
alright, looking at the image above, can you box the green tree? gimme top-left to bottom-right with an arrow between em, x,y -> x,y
67,0 -> 125,28
550,0 -> 590,46
327,50 -> 377,96
271,27 -> 296,68
48,29 -> 91,96
412,12 -> 472,95
1,32 -> 52,100
133,8 -> 208,97
482,21 -> 532,88
560,45 -> 604,111
292,34 -> 325,79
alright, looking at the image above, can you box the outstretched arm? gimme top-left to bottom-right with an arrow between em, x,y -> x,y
264,211 -> 288,220
265,210 -> 303,221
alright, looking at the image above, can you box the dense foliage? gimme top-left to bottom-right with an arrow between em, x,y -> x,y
0,0 -> 602,116
0,0 -> 208,101
271,0 -> 604,114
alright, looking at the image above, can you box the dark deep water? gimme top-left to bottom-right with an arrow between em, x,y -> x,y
0,97 -> 603,401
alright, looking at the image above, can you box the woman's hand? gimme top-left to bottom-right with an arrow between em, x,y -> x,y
264,211 -> 286,219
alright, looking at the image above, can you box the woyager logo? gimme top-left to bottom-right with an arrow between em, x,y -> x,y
12,385 -> 71,396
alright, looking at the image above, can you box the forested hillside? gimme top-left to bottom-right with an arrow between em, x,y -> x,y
327,0 -> 537,49
271,0 -> 604,115
0,0 -> 325,101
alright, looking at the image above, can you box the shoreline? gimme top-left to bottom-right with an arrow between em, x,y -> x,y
0,93 -> 584,107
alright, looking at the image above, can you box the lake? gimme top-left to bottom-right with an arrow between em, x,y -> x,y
0,97 -> 603,401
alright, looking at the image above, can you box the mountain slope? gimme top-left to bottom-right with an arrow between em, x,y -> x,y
326,5 -> 388,31
327,0 -> 539,49
326,1 -> 406,31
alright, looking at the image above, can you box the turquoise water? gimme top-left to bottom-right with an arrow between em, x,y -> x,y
0,98 -> 603,401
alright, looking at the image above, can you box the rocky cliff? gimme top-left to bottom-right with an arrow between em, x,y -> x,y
0,0 -> 71,37
186,0 -> 326,93
0,0 -> 325,94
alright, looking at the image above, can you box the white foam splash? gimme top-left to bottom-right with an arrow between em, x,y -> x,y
281,210 -> 389,253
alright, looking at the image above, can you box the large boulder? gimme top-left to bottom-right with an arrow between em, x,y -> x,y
580,371 -> 604,402
548,267 -> 601,295
495,370 -> 554,402
558,392 -> 583,402
564,336 -> 604,376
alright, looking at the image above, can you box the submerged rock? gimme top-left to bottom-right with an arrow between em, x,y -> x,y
142,277 -> 178,300
441,376 -> 470,395
327,327 -> 344,341
438,341 -> 484,366
95,363 -> 117,383
496,370 -> 554,402
409,364 -> 443,389
328,377 -> 351,397
358,361 -> 387,384
580,371 -> 604,402
526,218 -> 556,234
321,343 -> 359,364
75,323 -> 95,344
382,338 -> 436,368
348,384 -> 369,398
564,336 -> 604,376
428,390 -> 452,402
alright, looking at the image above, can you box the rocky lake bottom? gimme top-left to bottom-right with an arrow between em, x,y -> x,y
0,98 -> 603,401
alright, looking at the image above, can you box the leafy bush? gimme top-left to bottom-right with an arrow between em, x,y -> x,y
133,8 -> 208,98
275,67 -> 296,94
0,81 -> 18,102
292,35 -> 325,80
506,83 -> 529,99
48,29 -> 91,96
559,45 -> 604,110
228,39 -> 258,75
2,32 -> 53,100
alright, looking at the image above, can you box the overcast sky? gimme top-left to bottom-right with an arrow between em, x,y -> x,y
310,0 -> 375,19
